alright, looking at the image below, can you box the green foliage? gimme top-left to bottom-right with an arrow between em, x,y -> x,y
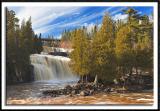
6,8 -> 43,84
92,13 -> 116,82
134,15 -> 153,71
33,33 -> 43,54
70,28 -> 91,78
61,30 -> 73,41
115,7 -> 153,77
115,25 -> 134,76
70,8 -> 153,83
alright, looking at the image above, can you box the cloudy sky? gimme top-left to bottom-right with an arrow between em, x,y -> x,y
8,6 -> 153,38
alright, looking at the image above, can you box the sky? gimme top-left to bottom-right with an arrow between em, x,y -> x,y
8,6 -> 153,38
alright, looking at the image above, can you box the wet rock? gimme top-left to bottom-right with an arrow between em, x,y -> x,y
66,90 -> 70,95
104,88 -> 110,92
80,91 -> 85,96
69,93 -> 73,97
80,90 -> 90,96
42,82 -> 136,97
51,94 -> 57,97
65,85 -> 72,90
60,91 -> 63,95
42,90 -> 57,95
116,87 -> 127,93
85,84 -> 90,89
89,90 -> 94,95
71,90 -> 76,95
110,88 -> 115,92
63,89 -> 67,95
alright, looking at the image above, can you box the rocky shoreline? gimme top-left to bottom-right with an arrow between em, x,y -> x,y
42,82 -> 132,97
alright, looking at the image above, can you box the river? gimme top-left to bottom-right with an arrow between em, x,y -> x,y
7,81 -> 153,105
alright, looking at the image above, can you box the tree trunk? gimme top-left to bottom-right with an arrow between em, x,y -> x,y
81,75 -> 83,83
123,80 -> 125,91
122,67 -> 125,76
129,67 -> 132,76
136,67 -> 138,75
85,75 -> 87,83
94,74 -> 98,85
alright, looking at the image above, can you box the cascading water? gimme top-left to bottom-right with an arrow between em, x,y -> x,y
30,54 -> 79,83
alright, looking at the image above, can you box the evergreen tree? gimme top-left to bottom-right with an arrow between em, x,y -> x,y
6,8 -> 21,83
134,15 -> 153,74
70,28 -> 90,82
115,25 -> 134,77
92,13 -> 116,83
115,8 -> 153,79
33,33 -> 43,54
37,33 -> 43,53
6,8 -> 40,84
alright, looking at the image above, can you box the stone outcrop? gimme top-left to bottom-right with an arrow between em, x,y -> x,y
42,82 -> 113,97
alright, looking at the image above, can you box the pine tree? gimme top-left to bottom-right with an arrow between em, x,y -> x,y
6,9 -> 37,84
37,33 -> 43,53
70,28 -> 91,82
6,8 -> 20,83
115,25 -> 134,77
92,13 -> 116,83
134,15 -> 153,74
115,8 -> 153,79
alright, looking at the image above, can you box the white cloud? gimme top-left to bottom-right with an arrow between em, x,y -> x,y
35,7 -> 125,35
73,12 -> 80,15
110,7 -> 127,15
55,35 -> 62,39
81,23 -> 101,34
15,6 -> 128,36
16,7 -> 81,30
112,13 -> 128,21
87,23 -> 95,33
149,14 -> 153,23
56,7 -> 115,28
34,20 -> 67,34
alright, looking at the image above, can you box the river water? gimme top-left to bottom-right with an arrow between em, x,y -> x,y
6,81 -> 153,105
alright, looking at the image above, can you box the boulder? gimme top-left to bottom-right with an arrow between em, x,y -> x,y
51,94 -> 57,97
80,90 -> 90,96
89,90 -> 94,95
65,85 -> 72,90
42,90 -> 57,95
63,88 -> 67,95
110,88 -> 115,92
69,94 -> 73,97
104,87 -> 112,93
71,90 -> 76,95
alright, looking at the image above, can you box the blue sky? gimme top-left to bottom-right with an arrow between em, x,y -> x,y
8,6 -> 153,38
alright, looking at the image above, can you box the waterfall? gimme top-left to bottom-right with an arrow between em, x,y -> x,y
30,54 -> 78,82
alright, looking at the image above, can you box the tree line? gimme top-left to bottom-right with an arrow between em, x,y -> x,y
62,8 -> 153,84
6,8 -> 43,84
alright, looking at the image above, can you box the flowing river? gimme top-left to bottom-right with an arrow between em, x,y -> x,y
6,54 -> 153,105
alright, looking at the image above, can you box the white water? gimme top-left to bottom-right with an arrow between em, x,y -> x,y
30,54 -> 78,82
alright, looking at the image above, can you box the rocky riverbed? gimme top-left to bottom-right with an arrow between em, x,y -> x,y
42,82 -> 122,97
